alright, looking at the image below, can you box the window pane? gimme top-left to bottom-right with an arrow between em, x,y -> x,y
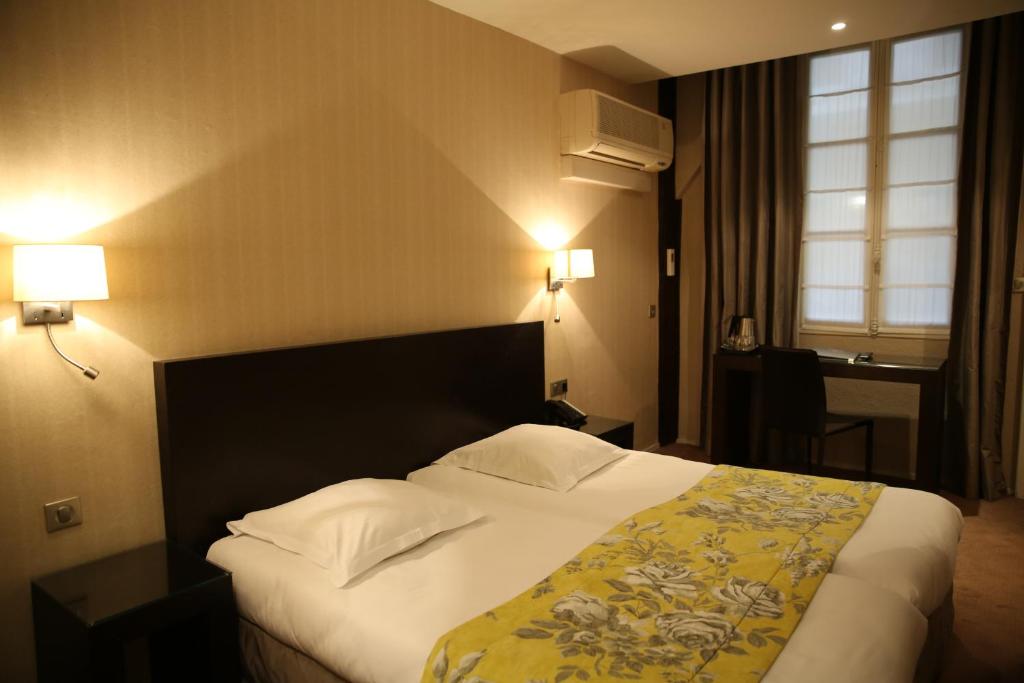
805,191 -> 867,233
892,31 -> 961,83
809,91 -> 869,142
890,75 -> 959,134
882,287 -> 952,326
882,235 -> 954,285
804,288 -> 865,324
811,49 -> 870,95
887,183 -> 955,229
803,240 -> 865,286
888,133 -> 957,185
808,142 -> 867,191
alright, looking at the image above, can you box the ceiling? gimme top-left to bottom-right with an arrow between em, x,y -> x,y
429,0 -> 1024,82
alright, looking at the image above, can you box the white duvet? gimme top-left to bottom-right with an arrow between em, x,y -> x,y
208,451 -> 963,683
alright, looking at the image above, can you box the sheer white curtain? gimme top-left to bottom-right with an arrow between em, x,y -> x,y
803,48 -> 870,326
801,31 -> 961,331
881,31 -> 961,328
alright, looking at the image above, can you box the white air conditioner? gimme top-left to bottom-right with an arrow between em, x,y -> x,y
560,89 -> 673,173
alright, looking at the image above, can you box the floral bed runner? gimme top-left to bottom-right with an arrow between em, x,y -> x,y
422,465 -> 885,683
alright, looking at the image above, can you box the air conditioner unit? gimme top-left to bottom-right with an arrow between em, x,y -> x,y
560,89 -> 673,173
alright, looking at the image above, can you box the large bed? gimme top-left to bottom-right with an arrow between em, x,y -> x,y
154,322 -> 962,682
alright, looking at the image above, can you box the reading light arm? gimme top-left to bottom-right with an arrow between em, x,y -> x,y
45,323 -> 99,380
547,268 -> 565,323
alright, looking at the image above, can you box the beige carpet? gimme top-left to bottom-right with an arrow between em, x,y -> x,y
938,494 -> 1024,682
654,443 -> 1024,682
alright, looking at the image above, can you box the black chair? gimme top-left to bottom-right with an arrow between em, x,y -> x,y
759,347 -> 874,476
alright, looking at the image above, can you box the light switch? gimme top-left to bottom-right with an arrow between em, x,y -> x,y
666,249 -> 676,277
44,496 -> 82,533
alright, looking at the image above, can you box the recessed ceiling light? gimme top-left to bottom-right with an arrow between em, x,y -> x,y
831,21 -> 847,31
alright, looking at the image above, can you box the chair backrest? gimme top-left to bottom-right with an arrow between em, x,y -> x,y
760,347 -> 827,437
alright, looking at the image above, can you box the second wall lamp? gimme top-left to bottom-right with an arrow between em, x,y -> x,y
12,244 -> 109,379
547,248 -> 595,323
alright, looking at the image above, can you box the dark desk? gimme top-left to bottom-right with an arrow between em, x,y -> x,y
711,350 -> 947,490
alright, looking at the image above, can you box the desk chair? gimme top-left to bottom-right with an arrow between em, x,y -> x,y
760,347 -> 874,476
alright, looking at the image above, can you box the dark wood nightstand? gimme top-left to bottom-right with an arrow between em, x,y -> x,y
577,415 -> 635,449
31,541 -> 238,683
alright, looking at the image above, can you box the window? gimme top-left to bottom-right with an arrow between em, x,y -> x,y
801,30 -> 963,335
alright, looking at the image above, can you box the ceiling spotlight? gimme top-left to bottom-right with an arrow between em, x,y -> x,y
831,21 -> 847,31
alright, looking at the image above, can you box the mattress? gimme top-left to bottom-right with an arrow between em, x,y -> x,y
209,451 -> 961,683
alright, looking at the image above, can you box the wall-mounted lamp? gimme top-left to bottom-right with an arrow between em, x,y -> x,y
547,248 -> 595,323
12,244 -> 109,380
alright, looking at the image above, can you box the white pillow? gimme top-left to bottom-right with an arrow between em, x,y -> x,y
434,423 -> 625,492
226,479 -> 482,587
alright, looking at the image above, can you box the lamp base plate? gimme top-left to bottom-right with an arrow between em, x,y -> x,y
547,268 -> 564,292
22,302 -> 74,325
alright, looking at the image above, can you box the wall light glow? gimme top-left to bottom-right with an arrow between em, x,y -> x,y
529,220 -> 569,251
0,193 -> 114,241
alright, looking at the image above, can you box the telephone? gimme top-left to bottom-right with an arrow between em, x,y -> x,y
545,399 -> 587,428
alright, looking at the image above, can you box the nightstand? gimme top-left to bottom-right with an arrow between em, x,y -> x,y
577,415 -> 635,449
31,541 -> 238,683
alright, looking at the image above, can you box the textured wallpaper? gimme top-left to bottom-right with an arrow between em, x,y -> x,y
0,1 -> 659,678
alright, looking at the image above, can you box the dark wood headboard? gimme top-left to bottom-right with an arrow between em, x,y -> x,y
154,322 -> 545,554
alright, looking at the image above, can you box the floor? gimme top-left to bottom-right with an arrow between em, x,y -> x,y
654,443 -> 1024,683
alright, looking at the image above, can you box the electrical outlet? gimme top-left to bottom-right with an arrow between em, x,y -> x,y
649,304 -> 657,318
550,379 -> 568,397
1013,276 -> 1024,293
44,496 -> 82,533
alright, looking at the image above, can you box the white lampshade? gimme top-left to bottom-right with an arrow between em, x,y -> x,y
12,245 -> 109,302
551,249 -> 570,281
568,249 -> 595,279
553,248 -> 595,281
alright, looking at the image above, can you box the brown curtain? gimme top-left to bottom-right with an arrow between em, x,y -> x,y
701,58 -> 803,444
947,12 -> 1024,499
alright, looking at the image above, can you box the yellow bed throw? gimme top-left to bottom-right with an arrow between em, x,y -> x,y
422,465 -> 884,683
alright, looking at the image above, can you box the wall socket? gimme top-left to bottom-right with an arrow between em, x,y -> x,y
1013,276 -> 1024,293
550,378 -> 568,397
44,496 -> 82,533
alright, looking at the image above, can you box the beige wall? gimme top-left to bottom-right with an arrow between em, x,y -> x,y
0,1 -> 659,679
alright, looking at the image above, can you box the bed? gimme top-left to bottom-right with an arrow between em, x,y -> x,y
154,322 -> 962,683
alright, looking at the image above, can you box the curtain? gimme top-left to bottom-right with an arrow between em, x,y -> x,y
947,12 -> 1024,499
701,58 -> 803,444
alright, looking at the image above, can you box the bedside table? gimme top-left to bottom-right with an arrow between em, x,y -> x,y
32,541 -> 238,683
576,415 -> 635,449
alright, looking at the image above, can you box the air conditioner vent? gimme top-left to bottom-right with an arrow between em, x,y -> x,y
560,89 -> 673,174
596,94 -> 660,148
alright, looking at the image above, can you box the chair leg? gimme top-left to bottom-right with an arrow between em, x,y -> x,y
865,422 -> 874,478
817,436 -> 826,471
806,436 -> 813,474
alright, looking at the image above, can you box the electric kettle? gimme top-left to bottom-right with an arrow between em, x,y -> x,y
722,316 -> 758,352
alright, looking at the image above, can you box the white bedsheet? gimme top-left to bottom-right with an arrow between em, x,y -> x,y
208,451 -> 956,683
410,452 -> 963,616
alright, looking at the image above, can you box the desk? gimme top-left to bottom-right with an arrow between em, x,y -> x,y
711,350 -> 946,490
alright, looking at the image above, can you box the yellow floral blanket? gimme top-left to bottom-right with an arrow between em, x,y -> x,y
422,465 -> 884,683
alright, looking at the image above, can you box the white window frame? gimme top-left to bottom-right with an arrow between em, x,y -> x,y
798,29 -> 965,339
